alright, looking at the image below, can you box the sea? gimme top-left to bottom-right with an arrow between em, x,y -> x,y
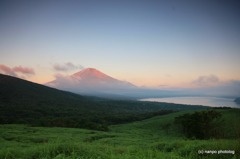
140,97 -> 240,108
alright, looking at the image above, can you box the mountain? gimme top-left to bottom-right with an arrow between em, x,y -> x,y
71,68 -> 136,89
46,68 -> 137,97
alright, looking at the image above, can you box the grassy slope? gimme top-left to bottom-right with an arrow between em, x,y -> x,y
0,109 -> 239,159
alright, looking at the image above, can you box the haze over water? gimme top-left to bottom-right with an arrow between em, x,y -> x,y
140,97 -> 240,108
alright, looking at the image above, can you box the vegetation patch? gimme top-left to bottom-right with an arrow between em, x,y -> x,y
84,134 -> 116,142
30,137 -> 49,143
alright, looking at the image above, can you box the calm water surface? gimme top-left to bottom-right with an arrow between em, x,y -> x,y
140,97 -> 240,108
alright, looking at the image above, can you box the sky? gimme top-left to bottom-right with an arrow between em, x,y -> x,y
0,0 -> 240,88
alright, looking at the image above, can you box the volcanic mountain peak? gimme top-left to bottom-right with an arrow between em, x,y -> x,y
72,68 -> 114,80
46,68 -> 138,97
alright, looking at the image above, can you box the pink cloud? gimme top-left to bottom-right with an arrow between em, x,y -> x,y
0,64 -> 17,76
13,66 -> 35,75
0,64 -> 35,78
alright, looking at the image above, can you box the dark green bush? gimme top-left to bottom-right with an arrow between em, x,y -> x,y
175,110 -> 223,139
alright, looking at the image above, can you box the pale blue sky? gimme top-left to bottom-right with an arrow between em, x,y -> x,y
0,0 -> 240,87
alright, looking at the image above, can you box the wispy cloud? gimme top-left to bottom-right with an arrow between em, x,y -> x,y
13,66 -> 35,75
54,62 -> 84,72
190,75 -> 240,97
0,64 -> 17,76
46,73 -> 78,88
192,74 -> 220,87
0,64 -> 35,78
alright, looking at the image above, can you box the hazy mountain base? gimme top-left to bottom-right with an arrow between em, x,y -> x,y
45,68 -> 240,98
0,109 -> 239,159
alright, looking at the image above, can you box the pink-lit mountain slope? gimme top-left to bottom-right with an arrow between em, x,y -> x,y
46,68 -> 137,96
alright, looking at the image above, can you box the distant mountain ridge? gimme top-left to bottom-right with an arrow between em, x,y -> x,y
46,68 -> 137,97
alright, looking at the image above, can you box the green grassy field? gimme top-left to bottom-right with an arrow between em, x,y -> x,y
0,109 -> 239,159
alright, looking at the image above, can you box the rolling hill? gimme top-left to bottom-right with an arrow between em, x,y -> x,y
0,108 -> 239,159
